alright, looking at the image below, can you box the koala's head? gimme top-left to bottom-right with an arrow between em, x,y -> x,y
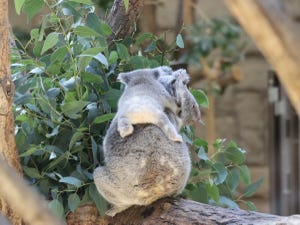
159,68 -> 201,125
117,68 -> 160,86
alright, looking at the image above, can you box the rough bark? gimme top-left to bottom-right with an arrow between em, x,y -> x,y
0,157 -> 64,225
225,0 -> 300,116
0,0 -> 24,224
67,197 -> 300,225
106,0 -> 144,44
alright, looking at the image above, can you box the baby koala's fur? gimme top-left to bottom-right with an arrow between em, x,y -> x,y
93,67 -> 201,217
159,68 -> 201,126
117,68 -> 182,142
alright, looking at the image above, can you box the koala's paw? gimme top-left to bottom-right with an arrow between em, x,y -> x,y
168,133 -> 183,143
118,125 -> 134,138
105,206 -> 129,217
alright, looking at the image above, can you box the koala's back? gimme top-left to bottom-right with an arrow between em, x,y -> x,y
100,118 -> 191,206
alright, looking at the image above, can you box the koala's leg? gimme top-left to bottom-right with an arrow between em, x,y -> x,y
93,167 -> 132,216
117,115 -> 134,138
156,113 -> 183,143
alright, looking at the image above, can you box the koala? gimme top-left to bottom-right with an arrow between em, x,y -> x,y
159,68 -> 201,126
116,68 -> 182,142
93,67 -> 201,217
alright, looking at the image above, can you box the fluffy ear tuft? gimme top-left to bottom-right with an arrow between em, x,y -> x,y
117,72 -> 131,84
174,69 -> 190,84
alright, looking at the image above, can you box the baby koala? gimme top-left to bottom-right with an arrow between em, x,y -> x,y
116,68 -> 183,142
159,68 -> 201,127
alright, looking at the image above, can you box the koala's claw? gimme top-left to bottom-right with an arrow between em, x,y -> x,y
169,134 -> 183,143
118,125 -> 134,138
105,206 -> 129,217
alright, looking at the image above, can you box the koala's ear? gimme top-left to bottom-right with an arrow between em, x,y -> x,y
174,69 -> 190,84
117,72 -> 131,84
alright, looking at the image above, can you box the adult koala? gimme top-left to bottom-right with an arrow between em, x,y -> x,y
93,67 -> 201,216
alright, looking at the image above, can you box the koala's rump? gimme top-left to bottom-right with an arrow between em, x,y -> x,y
103,120 -> 191,205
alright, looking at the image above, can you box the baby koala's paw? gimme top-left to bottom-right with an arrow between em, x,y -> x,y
168,133 -> 183,143
118,125 -> 134,138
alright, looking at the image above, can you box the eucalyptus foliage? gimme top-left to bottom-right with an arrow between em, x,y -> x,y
12,0 -> 261,219
182,18 -> 247,70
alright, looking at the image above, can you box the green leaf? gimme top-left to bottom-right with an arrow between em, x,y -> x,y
116,43 -> 129,60
68,193 -> 80,212
30,28 -> 39,41
59,176 -> 83,187
46,126 -> 60,138
218,196 -> 239,209
70,0 -> 92,4
135,33 -> 153,46
239,165 -> 251,185
86,13 -> 104,35
93,113 -> 115,124
19,146 -> 41,157
74,26 -> 101,37
206,183 -> 219,202
193,138 -> 208,148
77,47 -> 104,70
108,51 -> 118,64
23,166 -> 43,179
93,53 -> 108,68
123,0 -> 129,11
243,178 -> 263,198
61,101 -> 89,119
224,147 -> 245,164
190,89 -> 209,108
176,34 -> 184,48
33,42 -> 43,57
14,0 -> 25,15
101,22 -> 112,36
225,168 -> 240,192
197,146 -> 209,161
81,72 -> 103,84
245,201 -> 257,211
51,46 -> 68,63
23,0 -> 44,20
89,184 -> 108,216
41,32 -> 59,55
213,162 -> 228,185
69,131 -> 84,150
48,199 -> 64,218
189,185 -> 208,203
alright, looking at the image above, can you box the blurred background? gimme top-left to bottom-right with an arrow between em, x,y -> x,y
8,0 -> 300,216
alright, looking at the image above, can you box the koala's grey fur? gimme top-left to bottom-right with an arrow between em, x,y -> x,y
117,68 -> 182,142
93,67 -> 200,217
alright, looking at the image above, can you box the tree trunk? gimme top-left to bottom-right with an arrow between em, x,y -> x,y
106,0 -> 144,44
67,197 -> 300,225
0,0 -> 23,224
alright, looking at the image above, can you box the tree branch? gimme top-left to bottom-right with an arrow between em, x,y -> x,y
106,0 -> 144,44
67,198 -> 300,225
0,157 -> 64,225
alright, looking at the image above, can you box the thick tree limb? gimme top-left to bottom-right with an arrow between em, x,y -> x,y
225,0 -> 300,116
106,0 -> 144,44
0,157 -> 64,225
67,198 -> 300,225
